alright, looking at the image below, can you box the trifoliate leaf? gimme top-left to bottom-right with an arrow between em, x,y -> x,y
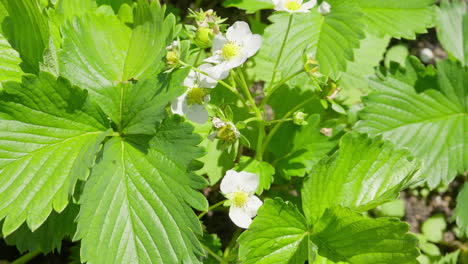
311,206 -> 419,264
302,133 -> 419,223
223,0 -> 274,14
0,32 -> 22,88
238,198 -> 309,264
355,59 -> 468,188
0,0 -> 50,73
453,183 -> 468,236
436,0 -> 468,66
339,34 -> 390,105
5,203 -> 79,254
59,0 -> 175,96
354,0 -> 436,39
257,0 -> 364,81
236,156 -> 275,194
75,117 -> 207,264
0,72 -> 111,235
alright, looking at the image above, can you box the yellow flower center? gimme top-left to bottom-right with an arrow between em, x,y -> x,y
285,0 -> 302,11
186,87 -> 206,105
222,42 -> 241,60
232,191 -> 249,207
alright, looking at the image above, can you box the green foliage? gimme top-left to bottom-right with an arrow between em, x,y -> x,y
5,203 -> 78,253
239,199 -> 420,264
354,0 -> 436,39
454,183 -> 468,236
75,117 -> 207,264
238,199 -> 309,264
236,156 -> 275,194
0,72 -> 111,235
223,0 -> 274,14
1,0 -> 50,73
302,133 -> 419,223
421,214 -> 447,243
355,59 -> 468,188
0,32 -> 22,88
311,206 -> 419,264
436,0 -> 468,65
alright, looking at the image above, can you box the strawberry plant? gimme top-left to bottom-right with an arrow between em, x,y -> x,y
0,0 -> 466,263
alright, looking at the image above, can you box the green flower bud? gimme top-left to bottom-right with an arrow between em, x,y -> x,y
194,27 -> 214,49
293,111 -> 308,126
166,50 -> 179,66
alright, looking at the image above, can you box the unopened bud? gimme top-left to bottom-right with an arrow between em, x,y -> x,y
166,51 -> 179,66
194,27 -> 214,49
293,111 -> 308,126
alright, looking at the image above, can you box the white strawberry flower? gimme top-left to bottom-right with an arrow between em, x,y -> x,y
318,1 -> 331,15
220,170 -> 263,229
171,64 -> 218,124
272,0 -> 317,13
205,21 -> 262,79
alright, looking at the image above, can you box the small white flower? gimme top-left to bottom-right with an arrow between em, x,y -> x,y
318,1 -> 331,15
272,0 -> 317,13
420,48 -> 434,64
171,64 -> 218,124
220,170 -> 263,228
212,117 -> 226,128
205,21 -> 262,79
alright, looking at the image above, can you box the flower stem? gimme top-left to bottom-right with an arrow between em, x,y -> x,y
259,96 -> 317,157
11,250 -> 41,264
261,69 -> 303,109
202,244 -> 227,263
198,200 -> 226,219
266,14 -> 294,93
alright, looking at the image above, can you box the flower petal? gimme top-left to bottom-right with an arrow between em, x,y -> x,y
236,171 -> 259,193
243,34 -> 262,58
171,93 -> 187,116
185,104 -> 209,124
245,196 -> 263,218
226,21 -> 252,43
300,0 -> 316,10
208,63 -> 231,80
198,63 -> 219,88
205,54 -> 223,64
220,170 -> 241,194
212,34 -> 227,52
229,206 -> 252,229
183,70 -> 197,87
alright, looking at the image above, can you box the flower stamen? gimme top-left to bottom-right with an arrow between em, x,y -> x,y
222,42 -> 241,60
285,0 -> 302,11
186,87 -> 207,105
231,191 -> 249,207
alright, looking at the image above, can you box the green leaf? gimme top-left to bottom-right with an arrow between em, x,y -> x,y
435,250 -> 460,264
355,59 -> 468,188
384,44 -> 409,68
223,0 -> 274,14
421,214 -> 447,243
311,206 -> 419,264
0,72 -> 110,235
354,0 -> 435,39
199,233 -> 223,264
256,1 -> 364,81
0,0 -> 50,73
268,114 -> 336,179
454,183 -> 468,236
0,32 -> 22,88
197,139 -> 237,185
4,203 -> 79,254
238,198 -> 309,264
75,117 -> 207,264
236,156 -> 275,194
436,0 -> 468,66
301,133 -> 419,223
339,34 -> 390,105
93,69 -> 189,135
59,0 -> 175,93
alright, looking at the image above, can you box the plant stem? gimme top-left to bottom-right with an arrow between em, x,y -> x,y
266,14 -> 294,93
198,200 -> 226,219
202,244 -> 227,263
261,70 -> 303,109
12,250 -> 41,264
258,96 -> 316,159
266,118 -> 293,125
193,49 -> 203,66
